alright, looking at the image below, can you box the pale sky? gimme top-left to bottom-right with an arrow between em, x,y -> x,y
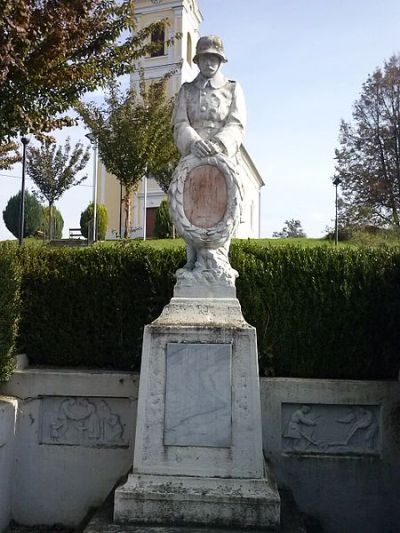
1,0 -> 400,240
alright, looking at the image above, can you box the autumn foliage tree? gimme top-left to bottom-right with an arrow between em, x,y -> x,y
0,141 -> 20,170
0,0 -> 170,165
78,78 -> 178,237
334,55 -> 400,228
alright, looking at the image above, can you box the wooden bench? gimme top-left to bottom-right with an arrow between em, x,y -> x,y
69,228 -> 83,239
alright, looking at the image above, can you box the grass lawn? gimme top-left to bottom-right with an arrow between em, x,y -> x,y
96,237 -> 354,249
2,235 -> 399,249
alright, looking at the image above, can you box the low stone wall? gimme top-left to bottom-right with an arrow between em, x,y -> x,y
261,378 -> 400,533
0,397 -> 17,532
0,371 -> 399,532
0,369 -> 138,528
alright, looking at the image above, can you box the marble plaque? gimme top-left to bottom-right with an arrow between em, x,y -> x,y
281,403 -> 381,456
164,343 -> 232,447
40,396 -> 131,447
183,165 -> 227,228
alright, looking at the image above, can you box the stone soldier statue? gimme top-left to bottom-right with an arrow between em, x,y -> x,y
172,35 -> 246,161
169,35 -> 246,296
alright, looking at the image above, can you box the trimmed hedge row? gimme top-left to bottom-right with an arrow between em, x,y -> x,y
0,243 -> 21,381
19,243 -> 184,370
6,241 -> 400,379
232,243 -> 400,380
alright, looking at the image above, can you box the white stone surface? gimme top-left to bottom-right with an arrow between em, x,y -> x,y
164,343 -> 232,447
0,367 -> 137,399
130,322 -> 264,479
113,288 -> 280,530
0,396 -> 17,533
0,369 -> 138,528
15,353 -> 29,369
261,378 -> 400,533
114,469 -> 280,529
169,155 -> 242,291
40,396 -> 132,448
153,297 -> 247,327
1,369 -> 398,532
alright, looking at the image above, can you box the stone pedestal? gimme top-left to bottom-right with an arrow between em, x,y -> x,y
114,298 -> 280,529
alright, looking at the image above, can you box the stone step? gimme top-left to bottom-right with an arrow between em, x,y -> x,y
5,490 -> 315,533
82,489 -> 309,533
48,239 -> 88,247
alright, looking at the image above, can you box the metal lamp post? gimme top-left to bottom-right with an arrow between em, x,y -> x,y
18,136 -> 30,246
85,133 -> 98,243
333,176 -> 342,246
119,181 -> 123,238
143,174 -> 148,241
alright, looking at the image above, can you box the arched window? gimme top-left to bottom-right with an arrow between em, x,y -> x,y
186,33 -> 193,65
150,28 -> 165,57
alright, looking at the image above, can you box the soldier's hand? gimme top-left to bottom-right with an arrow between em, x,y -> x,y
192,140 -> 214,158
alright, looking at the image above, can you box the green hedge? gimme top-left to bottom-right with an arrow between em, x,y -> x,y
16,242 -> 400,379
233,243 -> 400,380
19,243 -> 184,370
0,243 -> 21,381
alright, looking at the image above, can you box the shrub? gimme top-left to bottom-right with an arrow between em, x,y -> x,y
18,242 -> 400,379
41,206 -> 64,239
80,202 -> 108,240
0,243 -> 21,381
153,199 -> 173,239
3,190 -> 43,238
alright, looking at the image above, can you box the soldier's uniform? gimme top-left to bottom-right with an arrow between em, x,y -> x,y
172,35 -> 246,160
172,72 -> 246,159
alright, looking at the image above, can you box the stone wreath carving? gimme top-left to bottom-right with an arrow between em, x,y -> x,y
168,153 -> 242,287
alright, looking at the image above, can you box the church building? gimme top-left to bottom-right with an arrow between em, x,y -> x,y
97,0 -> 264,239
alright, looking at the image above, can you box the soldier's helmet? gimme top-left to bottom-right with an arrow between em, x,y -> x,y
193,35 -> 228,64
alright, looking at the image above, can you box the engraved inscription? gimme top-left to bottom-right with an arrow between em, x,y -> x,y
40,397 -> 131,447
164,343 -> 232,447
282,404 -> 380,456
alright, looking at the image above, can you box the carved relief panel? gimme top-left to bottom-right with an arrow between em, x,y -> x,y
40,397 -> 133,447
281,403 -> 381,456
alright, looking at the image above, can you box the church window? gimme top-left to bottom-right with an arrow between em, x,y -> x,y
150,28 -> 165,57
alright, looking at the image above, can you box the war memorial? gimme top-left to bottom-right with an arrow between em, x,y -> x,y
0,10 -> 399,533
113,35 -> 280,528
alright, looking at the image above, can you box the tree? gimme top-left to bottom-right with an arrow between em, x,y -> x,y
0,141 -> 20,170
80,203 -> 108,241
26,138 -> 90,239
273,219 -> 306,239
3,190 -> 43,238
153,199 -> 173,239
78,78 -> 178,237
334,55 -> 400,228
41,206 -> 64,240
0,0 -> 171,161
151,160 -> 180,195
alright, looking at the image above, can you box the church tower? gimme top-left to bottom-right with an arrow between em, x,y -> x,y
131,0 -> 202,96
97,0 -> 203,238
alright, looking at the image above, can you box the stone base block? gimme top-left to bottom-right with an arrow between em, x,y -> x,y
114,468 -> 280,530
